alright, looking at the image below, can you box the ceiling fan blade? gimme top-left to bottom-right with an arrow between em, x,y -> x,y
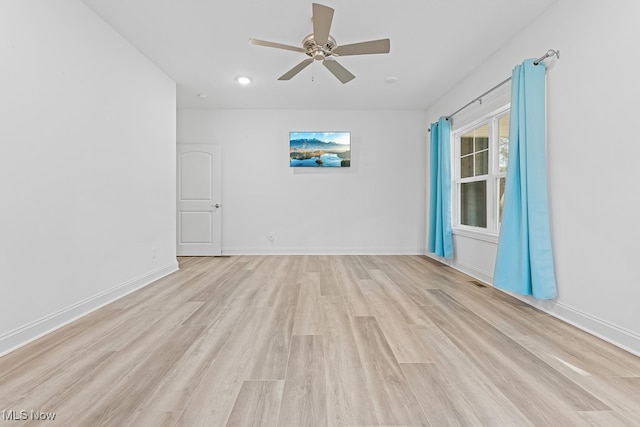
278,58 -> 314,80
249,38 -> 305,54
323,59 -> 355,84
333,39 -> 391,56
312,3 -> 334,46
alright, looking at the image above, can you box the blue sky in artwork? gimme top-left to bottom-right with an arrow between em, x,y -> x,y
290,131 -> 350,145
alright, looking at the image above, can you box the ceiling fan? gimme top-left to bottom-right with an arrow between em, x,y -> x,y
249,3 -> 390,84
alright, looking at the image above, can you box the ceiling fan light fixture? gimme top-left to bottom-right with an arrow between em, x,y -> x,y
249,3 -> 390,84
236,76 -> 252,85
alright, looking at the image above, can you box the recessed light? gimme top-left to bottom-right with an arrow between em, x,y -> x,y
384,76 -> 398,84
236,76 -> 251,85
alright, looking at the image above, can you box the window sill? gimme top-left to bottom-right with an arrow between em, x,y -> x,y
452,227 -> 499,244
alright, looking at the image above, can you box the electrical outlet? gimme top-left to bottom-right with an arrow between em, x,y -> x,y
268,232 -> 275,241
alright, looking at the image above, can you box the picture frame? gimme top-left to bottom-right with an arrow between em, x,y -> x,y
289,131 -> 351,167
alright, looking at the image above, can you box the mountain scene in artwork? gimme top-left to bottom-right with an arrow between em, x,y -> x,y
289,132 -> 351,167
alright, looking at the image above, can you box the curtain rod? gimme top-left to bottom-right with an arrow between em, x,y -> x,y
438,49 -> 560,124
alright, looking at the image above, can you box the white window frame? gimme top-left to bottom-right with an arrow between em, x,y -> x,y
452,104 -> 510,243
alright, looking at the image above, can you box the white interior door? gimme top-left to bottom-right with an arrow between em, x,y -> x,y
177,144 -> 222,256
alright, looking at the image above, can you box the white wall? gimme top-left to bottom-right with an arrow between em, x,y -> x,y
0,0 -> 178,355
425,0 -> 640,355
178,109 -> 426,255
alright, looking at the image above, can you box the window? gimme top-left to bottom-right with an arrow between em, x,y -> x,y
453,107 -> 509,235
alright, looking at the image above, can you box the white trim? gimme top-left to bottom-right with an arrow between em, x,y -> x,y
507,293 -> 640,357
452,104 -> 511,134
222,247 -> 424,256
452,105 -> 510,236
451,107 -> 510,237
452,227 -> 499,244
445,262 -> 640,357
451,261 -> 495,285
0,261 -> 179,357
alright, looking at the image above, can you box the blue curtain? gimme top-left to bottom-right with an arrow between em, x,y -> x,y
428,117 -> 453,259
494,59 -> 557,299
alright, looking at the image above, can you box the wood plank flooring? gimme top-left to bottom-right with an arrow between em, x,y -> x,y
1,255 -> 639,426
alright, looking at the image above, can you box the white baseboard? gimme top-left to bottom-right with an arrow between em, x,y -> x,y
514,296 -> 640,357
221,247 -> 424,256
444,261 -> 640,357
449,261 -> 495,285
0,261 -> 179,357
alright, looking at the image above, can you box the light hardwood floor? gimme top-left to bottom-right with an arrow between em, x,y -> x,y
1,255 -> 639,426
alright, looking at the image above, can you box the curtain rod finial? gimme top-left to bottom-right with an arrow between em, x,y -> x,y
534,48 -> 560,65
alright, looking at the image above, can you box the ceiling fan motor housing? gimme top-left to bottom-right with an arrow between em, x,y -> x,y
303,34 -> 336,60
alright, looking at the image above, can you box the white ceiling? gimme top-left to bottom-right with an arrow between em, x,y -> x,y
81,0 -> 557,110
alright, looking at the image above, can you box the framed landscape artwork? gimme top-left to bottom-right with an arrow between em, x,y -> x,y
289,131 -> 351,167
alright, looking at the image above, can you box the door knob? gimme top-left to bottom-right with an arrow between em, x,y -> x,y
213,203 -> 221,208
